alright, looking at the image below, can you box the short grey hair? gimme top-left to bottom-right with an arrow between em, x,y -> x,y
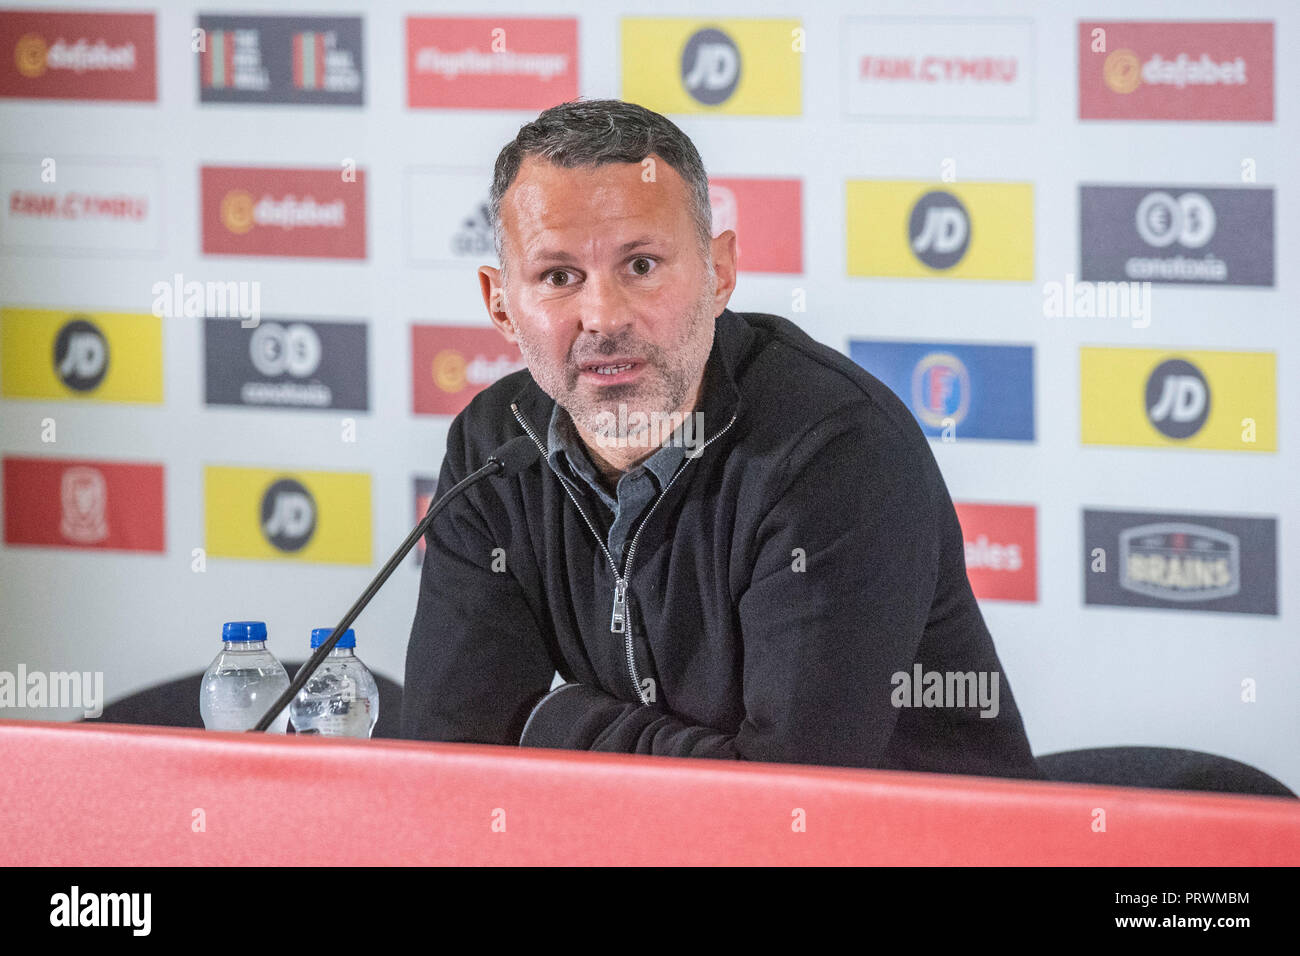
489,98 -> 713,286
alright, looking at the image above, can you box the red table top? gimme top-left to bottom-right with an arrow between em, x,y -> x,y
3,720 -> 1297,865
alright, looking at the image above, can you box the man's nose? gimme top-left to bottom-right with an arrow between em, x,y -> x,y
577,272 -> 634,337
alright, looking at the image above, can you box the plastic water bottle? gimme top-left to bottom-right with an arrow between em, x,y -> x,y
288,628 -> 379,738
199,621 -> 291,733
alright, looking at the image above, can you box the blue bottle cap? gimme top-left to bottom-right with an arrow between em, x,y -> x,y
311,627 -> 355,649
223,621 -> 267,642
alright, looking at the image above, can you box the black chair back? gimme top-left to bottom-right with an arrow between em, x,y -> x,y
1036,746 -> 1295,798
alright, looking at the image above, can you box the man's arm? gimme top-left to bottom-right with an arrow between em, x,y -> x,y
401,415 -> 556,744
519,680 -> 740,755
520,403 -> 942,766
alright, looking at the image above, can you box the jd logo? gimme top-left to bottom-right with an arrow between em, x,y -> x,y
1135,191 -> 1216,249
1145,358 -> 1210,439
681,27 -> 740,105
250,322 -> 322,378
909,191 -> 970,270
260,478 -> 317,552
53,317 -> 109,391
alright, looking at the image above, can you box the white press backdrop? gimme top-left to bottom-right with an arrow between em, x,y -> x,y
0,0 -> 1295,791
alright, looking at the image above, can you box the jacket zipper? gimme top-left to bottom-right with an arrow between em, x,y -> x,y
510,401 -> 737,705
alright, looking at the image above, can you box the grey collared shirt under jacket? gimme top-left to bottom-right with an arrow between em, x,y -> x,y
546,401 -> 687,569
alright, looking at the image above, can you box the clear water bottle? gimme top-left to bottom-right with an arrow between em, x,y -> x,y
289,628 -> 379,738
199,621 -> 291,733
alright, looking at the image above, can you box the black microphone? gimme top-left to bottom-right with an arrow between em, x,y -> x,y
490,434 -> 544,478
251,434 -> 541,732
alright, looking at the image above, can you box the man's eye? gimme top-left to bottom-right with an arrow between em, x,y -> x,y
630,256 -> 655,275
545,270 -> 571,286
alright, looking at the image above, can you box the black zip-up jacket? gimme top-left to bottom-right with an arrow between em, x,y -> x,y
402,308 -> 1043,779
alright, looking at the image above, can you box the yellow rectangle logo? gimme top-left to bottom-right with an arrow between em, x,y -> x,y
1,307 -> 163,403
205,466 -> 372,565
846,181 -> 1034,280
1080,347 -> 1276,452
621,18 -> 802,115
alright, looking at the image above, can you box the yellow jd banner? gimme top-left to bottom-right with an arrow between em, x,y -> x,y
1080,347 -> 1276,452
621,18 -> 802,115
846,181 -> 1034,280
205,465 -> 373,565
1,307 -> 163,403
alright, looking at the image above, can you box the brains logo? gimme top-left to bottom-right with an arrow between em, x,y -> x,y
432,349 -> 468,393
681,27 -> 740,106
1145,358 -> 1210,440
221,190 -> 256,235
1120,523 -> 1240,602
260,478 -> 316,552
908,191 -> 971,270
1102,49 -> 1142,94
14,33 -> 48,78
911,353 -> 970,428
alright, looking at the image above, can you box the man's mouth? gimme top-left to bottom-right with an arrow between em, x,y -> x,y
578,358 -> 644,385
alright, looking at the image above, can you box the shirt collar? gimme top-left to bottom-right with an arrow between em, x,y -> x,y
546,401 -> 687,500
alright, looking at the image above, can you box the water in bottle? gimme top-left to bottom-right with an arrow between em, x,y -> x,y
289,627 -> 379,738
199,621 -> 291,733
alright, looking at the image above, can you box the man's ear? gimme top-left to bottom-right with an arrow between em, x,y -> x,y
709,229 -> 738,315
479,265 -> 516,343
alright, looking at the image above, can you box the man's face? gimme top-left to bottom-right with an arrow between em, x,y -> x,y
480,153 -> 735,454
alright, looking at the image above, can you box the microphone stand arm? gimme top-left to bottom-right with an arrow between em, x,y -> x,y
250,458 -> 503,732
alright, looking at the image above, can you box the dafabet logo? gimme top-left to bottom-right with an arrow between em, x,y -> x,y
201,166 -> 366,259
0,10 -> 155,100
1078,21 -> 1273,121
411,325 -> 524,416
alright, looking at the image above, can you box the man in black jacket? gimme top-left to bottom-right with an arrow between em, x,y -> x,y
401,99 -> 1042,779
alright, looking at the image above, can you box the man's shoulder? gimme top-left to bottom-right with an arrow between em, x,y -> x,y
725,309 -> 924,449
443,367 -> 541,464
726,312 -> 951,541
